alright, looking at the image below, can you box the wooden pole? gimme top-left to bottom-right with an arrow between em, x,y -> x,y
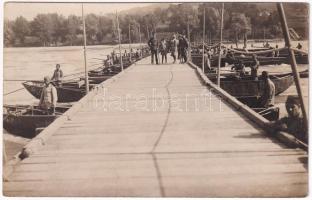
147,25 -> 150,39
116,11 -> 123,71
217,3 -> 224,87
128,24 -> 132,62
202,8 -> 205,73
187,20 -> 191,62
209,31 -> 212,45
263,28 -> 266,43
276,3 -> 308,132
138,24 -> 142,58
82,3 -> 89,94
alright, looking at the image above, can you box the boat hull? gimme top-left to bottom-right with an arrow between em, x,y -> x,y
209,73 -> 294,107
23,81 -> 85,102
3,114 -> 58,138
3,105 -> 70,138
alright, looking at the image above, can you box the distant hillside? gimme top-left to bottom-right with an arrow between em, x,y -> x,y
118,3 -> 172,16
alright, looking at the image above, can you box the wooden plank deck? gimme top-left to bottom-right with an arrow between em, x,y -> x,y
3,57 -> 308,197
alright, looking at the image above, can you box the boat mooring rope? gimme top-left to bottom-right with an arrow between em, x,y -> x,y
4,87 -> 26,96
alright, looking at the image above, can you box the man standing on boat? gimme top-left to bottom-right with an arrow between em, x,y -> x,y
259,71 -> 275,108
51,64 -> 63,87
148,32 -> 159,64
39,76 -> 58,115
250,54 -> 259,80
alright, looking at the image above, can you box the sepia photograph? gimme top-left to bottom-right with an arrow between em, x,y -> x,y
2,0 -> 309,197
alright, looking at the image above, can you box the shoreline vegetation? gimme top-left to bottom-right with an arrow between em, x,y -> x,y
4,3 -> 308,48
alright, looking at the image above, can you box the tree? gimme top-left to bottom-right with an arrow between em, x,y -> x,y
66,15 -> 81,45
12,16 -> 30,45
85,14 -> 99,44
4,19 -> 15,47
31,14 -> 55,46
167,4 -> 199,35
198,4 -> 222,41
230,13 -> 251,48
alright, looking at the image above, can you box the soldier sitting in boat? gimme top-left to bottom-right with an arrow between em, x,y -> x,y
51,64 -> 63,87
274,45 -> 280,57
39,76 -> 58,115
272,95 -> 307,143
259,71 -> 275,108
231,59 -> 246,77
264,41 -> 270,48
203,50 -> 212,71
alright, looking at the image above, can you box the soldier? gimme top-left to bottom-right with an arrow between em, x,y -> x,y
180,34 -> 189,63
250,54 -> 259,80
170,34 -> 179,64
259,71 -> 275,108
147,32 -> 159,64
159,38 -> 168,64
51,64 -> 63,87
39,76 -> 58,115
274,45 -> 280,57
273,95 -> 307,143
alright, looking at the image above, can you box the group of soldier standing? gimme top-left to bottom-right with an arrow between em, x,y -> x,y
148,32 -> 189,65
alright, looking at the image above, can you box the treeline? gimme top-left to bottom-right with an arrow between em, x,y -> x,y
3,3 -> 302,47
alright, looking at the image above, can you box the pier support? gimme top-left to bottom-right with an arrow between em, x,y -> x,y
276,3 -> 308,133
217,3 -> 224,86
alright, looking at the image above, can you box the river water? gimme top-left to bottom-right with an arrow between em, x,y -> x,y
2,41 -> 309,159
3,44 -> 141,159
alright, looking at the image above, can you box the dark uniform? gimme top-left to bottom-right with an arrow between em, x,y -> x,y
148,35 -> 159,64
179,36 -> 189,63
259,71 -> 275,108
51,67 -> 63,87
250,55 -> 259,80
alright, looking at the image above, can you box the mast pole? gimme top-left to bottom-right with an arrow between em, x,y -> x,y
147,26 -> 150,39
116,11 -> 123,71
128,24 -> 132,62
187,19 -> 191,62
138,24 -> 142,58
82,3 -> 89,94
276,3 -> 308,133
202,7 -> 205,73
217,3 -> 224,86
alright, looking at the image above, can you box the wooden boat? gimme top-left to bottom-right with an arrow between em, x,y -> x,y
22,80 -> 90,102
299,69 -> 309,78
208,72 -> 294,107
191,54 -> 289,69
252,107 -> 279,121
232,48 -> 308,64
3,104 -> 71,138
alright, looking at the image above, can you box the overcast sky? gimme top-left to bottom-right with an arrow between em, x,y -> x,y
4,2 -> 152,20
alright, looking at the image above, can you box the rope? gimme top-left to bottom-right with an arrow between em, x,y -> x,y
4,87 -> 25,96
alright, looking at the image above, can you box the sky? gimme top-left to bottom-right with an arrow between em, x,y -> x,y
4,2 -> 152,20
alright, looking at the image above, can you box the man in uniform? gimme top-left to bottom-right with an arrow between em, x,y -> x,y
148,32 -> 159,64
259,71 -> 275,108
250,54 -> 259,80
180,34 -> 189,63
170,34 -> 179,64
273,95 -> 307,143
51,64 -> 63,87
39,76 -> 58,115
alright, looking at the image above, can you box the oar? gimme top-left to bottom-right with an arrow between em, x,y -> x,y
4,79 -> 43,82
